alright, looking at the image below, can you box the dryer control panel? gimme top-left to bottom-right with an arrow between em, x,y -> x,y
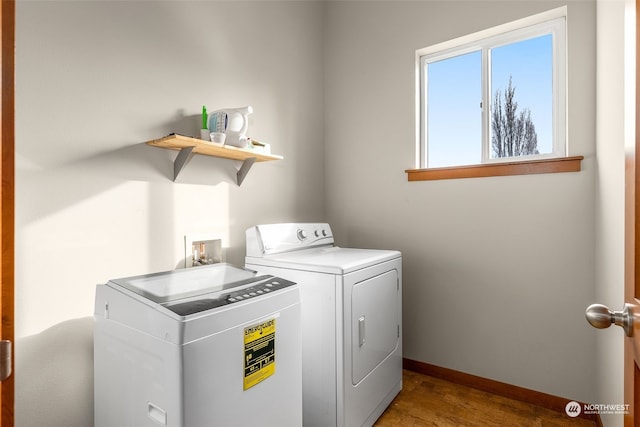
246,223 -> 334,256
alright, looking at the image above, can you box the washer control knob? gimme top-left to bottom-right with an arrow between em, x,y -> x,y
314,230 -> 320,237
297,229 -> 308,241
322,229 -> 328,237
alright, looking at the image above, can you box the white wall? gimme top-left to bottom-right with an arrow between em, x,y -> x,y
16,2 -> 324,425
324,0 -> 597,403
595,0 -> 634,425
16,0 -> 325,337
15,0 -> 615,425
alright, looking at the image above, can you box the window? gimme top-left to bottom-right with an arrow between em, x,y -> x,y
415,8 -> 567,172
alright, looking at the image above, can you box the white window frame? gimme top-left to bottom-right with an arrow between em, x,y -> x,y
415,7 -> 567,169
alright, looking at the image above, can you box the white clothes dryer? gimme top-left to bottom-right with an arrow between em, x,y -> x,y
245,223 -> 402,427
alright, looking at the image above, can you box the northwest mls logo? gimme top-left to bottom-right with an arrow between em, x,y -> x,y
565,401 -> 581,418
565,401 -> 630,417
583,403 -> 630,415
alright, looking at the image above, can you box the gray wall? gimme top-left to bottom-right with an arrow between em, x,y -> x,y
324,0 -> 598,403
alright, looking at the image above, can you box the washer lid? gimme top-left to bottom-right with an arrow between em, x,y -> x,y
109,263 -> 258,303
250,246 -> 401,274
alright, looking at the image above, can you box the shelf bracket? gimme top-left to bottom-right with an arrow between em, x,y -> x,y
237,157 -> 257,186
171,145 -> 258,185
174,146 -> 195,181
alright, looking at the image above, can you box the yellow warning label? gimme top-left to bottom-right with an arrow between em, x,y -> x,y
243,318 -> 276,390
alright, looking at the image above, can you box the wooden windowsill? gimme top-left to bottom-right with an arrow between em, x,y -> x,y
405,156 -> 584,181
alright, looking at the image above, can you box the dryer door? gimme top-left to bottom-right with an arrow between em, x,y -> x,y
350,269 -> 400,385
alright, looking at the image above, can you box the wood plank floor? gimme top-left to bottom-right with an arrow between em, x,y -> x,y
374,370 -> 596,427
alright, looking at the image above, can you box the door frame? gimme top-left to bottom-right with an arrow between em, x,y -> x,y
625,0 -> 640,425
1,0 -> 15,425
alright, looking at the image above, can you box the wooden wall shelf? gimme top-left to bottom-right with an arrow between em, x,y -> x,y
146,134 -> 283,185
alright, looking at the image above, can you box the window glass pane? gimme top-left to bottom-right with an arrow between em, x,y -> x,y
490,34 -> 553,159
427,51 -> 481,167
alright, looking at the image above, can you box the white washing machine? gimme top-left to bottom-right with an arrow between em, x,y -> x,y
245,223 -> 402,427
94,263 -> 302,427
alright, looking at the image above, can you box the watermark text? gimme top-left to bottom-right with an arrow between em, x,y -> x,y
565,401 -> 629,417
